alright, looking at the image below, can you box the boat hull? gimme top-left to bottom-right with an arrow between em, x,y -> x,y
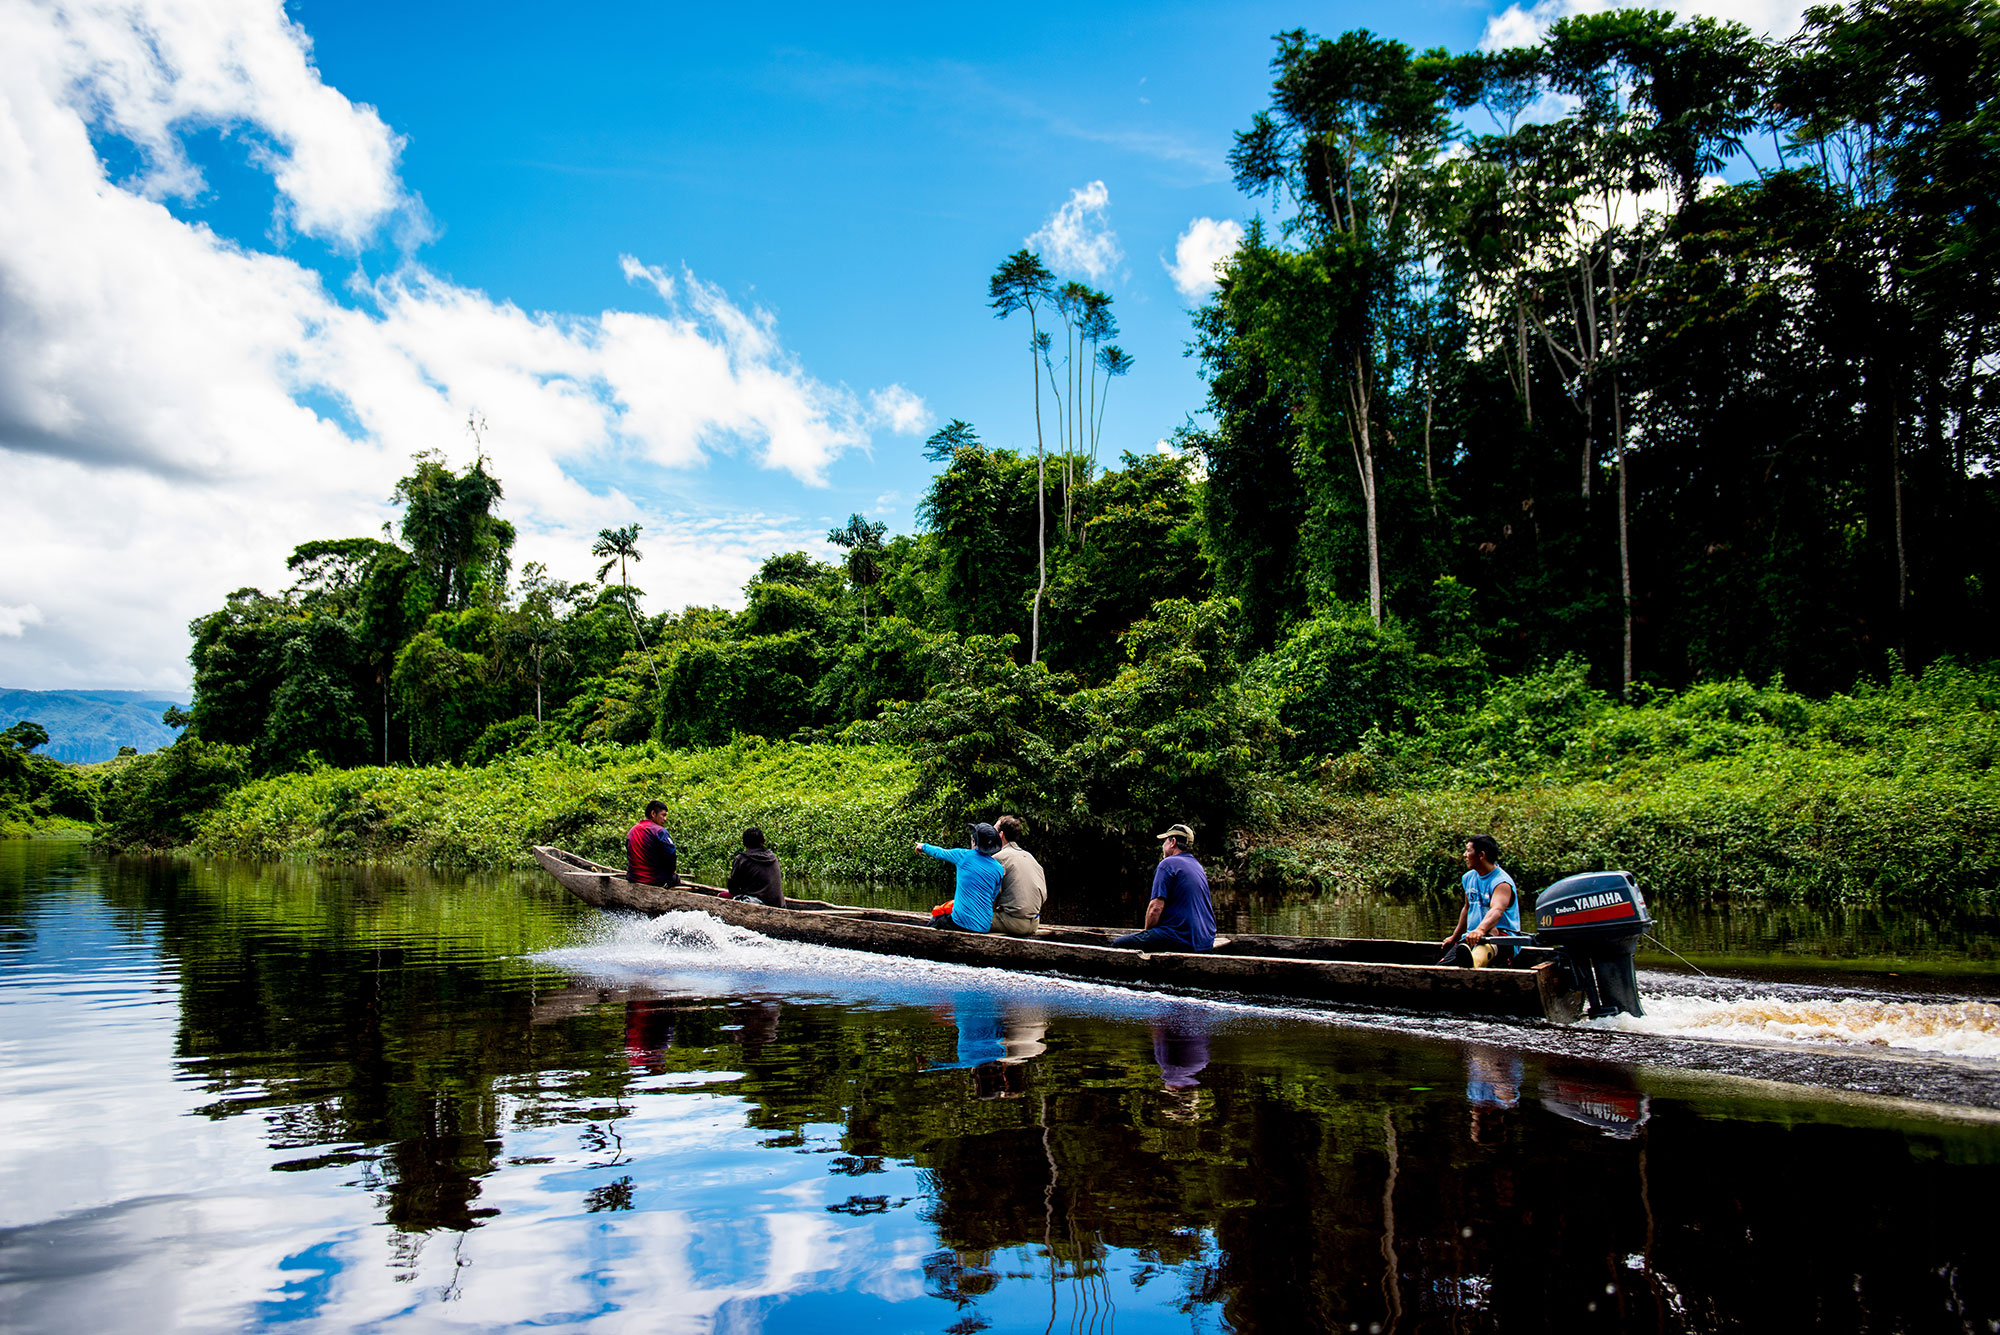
531,845 -> 1585,1023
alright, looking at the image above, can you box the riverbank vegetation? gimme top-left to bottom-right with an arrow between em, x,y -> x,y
0,721 -> 99,838
187,740 -> 925,880
31,0 -> 2000,903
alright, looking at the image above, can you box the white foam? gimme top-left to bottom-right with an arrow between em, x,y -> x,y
531,911 -> 1260,1022
534,915 -> 2000,1069
1596,994 -> 2000,1061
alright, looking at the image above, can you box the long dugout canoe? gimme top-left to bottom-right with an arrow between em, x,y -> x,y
532,845 -> 1587,1024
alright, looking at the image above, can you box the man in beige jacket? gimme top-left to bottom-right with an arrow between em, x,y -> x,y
990,814 -> 1047,936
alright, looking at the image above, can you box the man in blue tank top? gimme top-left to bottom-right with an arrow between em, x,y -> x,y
1442,833 -> 1522,962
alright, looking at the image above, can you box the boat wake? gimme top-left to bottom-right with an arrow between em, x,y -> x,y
531,913 -> 2000,1110
537,910 -> 790,970
1600,991 -> 2000,1060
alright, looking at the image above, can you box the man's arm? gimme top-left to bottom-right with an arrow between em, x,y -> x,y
1144,859 -> 1176,929
1442,900 -> 1469,949
1464,883 -> 1514,945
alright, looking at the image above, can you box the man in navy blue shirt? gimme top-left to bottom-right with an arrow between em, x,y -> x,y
1113,823 -> 1216,952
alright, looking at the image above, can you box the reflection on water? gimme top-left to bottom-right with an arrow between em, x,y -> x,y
1151,1016 -> 1211,1091
2,841 -> 1999,1333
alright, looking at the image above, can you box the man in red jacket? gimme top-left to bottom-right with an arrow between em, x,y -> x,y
626,801 -> 680,886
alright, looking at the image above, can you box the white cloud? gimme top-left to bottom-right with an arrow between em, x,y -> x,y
1166,217 -> 1244,299
1480,0 -> 1809,48
0,0 -> 919,689
0,605 -> 45,638
619,254 -> 677,303
30,0 -> 417,247
1027,181 -> 1122,281
867,384 -> 929,435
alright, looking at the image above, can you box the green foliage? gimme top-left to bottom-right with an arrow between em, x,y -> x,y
194,740 -> 935,878
95,738 -> 249,850
395,451 -> 514,612
1250,610 -> 1420,760
1045,450 -> 1211,683
657,633 -> 821,747
261,617 -> 371,772
812,616 -> 948,725
885,634 -> 1088,851
737,580 -> 844,641
3,721 -> 50,752
1072,598 -> 1288,851
393,616 -> 501,764
1193,2 -> 2000,691
1259,659 -> 2000,902
750,550 -> 845,597
826,514 -> 889,624
0,718 -> 99,833
887,599 -> 1286,872
463,715 -> 546,766
916,444 -> 1040,642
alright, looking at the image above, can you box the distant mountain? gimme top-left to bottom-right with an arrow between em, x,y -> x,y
0,688 -> 188,764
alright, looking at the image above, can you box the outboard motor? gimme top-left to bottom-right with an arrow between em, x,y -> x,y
1533,871 -> 1653,1018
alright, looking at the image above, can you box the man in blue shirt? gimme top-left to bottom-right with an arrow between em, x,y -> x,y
1113,823 -> 1216,952
1441,834 -> 1523,964
915,823 -> 1005,932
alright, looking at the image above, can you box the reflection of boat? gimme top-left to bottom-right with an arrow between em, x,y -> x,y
1540,1072 -> 1651,1138
534,846 -> 1594,1022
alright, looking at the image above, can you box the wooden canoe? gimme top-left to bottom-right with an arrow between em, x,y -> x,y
532,845 -> 1587,1024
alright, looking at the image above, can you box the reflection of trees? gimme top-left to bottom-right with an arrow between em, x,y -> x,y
89,854 -> 2000,1331
95,854 -> 602,1234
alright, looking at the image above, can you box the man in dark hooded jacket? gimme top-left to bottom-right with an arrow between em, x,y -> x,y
721,827 -> 784,907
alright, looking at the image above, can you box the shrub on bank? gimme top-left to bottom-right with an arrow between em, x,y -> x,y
193,739 -> 940,878
1253,661 -> 2000,903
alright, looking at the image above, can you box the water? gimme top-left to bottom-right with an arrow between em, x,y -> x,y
3,842 -> 1998,1333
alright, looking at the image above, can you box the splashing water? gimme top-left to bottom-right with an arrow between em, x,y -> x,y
532,910 -> 1234,1018
1600,993 -> 2000,1060
538,910 -> 784,970
534,914 -> 2000,1087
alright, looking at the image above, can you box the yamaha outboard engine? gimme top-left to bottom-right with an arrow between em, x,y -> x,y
1533,871 -> 1653,1018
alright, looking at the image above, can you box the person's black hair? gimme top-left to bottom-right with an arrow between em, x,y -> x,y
1469,833 -> 1501,862
645,800 -> 669,818
995,814 -> 1025,843
742,827 -> 766,849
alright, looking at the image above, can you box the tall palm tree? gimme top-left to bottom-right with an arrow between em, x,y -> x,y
988,248 -> 1056,663
827,512 -> 888,631
592,524 -> 661,689
1092,344 -> 1133,469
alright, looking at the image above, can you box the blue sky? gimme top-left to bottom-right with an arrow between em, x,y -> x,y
260,0 -> 1500,516
0,0 -> 1791,690
278,1 -> 1504,505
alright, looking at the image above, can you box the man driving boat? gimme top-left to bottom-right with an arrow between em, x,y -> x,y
1441,834 -> 1522,965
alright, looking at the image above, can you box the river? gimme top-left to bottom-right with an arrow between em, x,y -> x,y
2,840 -> 1996,1332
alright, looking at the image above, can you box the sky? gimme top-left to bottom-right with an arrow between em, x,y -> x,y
0,0 -> 1810,692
